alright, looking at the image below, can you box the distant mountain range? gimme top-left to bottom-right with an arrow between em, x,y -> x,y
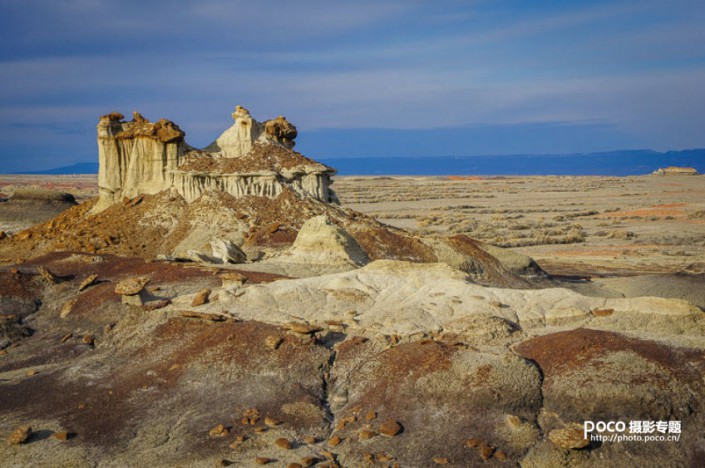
17,149 -> 705,176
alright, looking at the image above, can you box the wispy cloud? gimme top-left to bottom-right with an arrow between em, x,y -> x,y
0,0 -> 704,170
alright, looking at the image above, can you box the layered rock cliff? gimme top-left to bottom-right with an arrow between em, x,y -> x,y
94,106 -> 334,212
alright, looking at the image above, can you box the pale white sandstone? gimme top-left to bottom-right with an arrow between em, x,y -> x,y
93,106 -> 335,213
275,215 -> 369,268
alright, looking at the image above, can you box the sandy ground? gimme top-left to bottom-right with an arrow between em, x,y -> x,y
332,175 -> 705,276
3,173 -> 704,277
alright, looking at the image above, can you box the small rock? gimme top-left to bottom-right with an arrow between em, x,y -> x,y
60,332 -> 73,343
114,276 -> 150,296
506,415 -> 521,427
300,457 -> 318,468
479,443 -> 495,460
0,230 -> 6,240
379,419 -> 402,437
264,416 -> 280,427
275,438 -> 292,449
288,464 -> 303,468
286,322 -> 322,335
82,335 -> 94,346
264,335 -> 283,350
548,423 -> 589,449
494,450 -> 507,461
221,272 -> 247,288
433,457 -> 449,465
243,408 -> 260,425
254,427 -> 267,433
328,435 -> 342,447
363,453 -> 374,463
359,429 -> 377,440
365,410 -> 377,421
78,274 -> 99,291
303,436 -> 316,445
376,453 -> 393,462
209,424 -> 229,438
255,458 -> 274,465
26,369 -> 37,376
179,310 -> 228,322
124,194 -> 145,208
37,266 -> 58,284
191,288 -> 211,307
60,298 -> 77,318
103,323 -> 115,334
591,308 -> 614,317
7,425 -> 31,445
217,460 -> 233,467
53,431 -> 71,441
466,438 -> 482,448
142,299 -> 171,311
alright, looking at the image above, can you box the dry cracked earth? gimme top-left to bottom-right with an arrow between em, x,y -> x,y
1,174 -> 705,467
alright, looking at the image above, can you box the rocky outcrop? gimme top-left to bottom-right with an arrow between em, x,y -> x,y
653,166 -> 699,175
95,112 -> 186,212
93,106 -> 335,213
274,215 -> 369,269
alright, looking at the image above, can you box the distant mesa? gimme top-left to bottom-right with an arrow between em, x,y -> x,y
652,166 -> 699,176
94,106 -> 335,212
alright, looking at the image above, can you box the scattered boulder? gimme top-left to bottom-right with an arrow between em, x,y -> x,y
274,437 -> 292,449
379,420 -> 403,437
53,431 -> 72,441
114,276 -> 150,296
78,274 -> 99,291
60,298 -> 77,318
548,423 -> 589,449
7,425 -> 31,445
191,288 -> 211,307
221,272 -> 248,289
210,239 -> 247,264
115,276 -> 150,305
209,424 -> 229,438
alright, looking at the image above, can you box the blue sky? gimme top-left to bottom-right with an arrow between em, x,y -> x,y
1,0 -> 704,172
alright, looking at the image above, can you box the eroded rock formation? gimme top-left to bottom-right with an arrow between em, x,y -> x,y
652,166 -> 699,175
94,106 -> 334,212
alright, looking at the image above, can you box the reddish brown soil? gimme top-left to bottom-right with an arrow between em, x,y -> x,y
515,328 -> 705,378
351,226 -> 437,262
179,143 -> 332,173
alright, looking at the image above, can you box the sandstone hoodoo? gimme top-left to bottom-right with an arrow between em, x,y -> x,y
94,106 -> 336,213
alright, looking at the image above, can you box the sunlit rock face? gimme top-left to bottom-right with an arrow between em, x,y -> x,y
93,106 -> 335,213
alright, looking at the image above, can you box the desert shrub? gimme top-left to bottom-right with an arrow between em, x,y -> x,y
608,230 -> 636,239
